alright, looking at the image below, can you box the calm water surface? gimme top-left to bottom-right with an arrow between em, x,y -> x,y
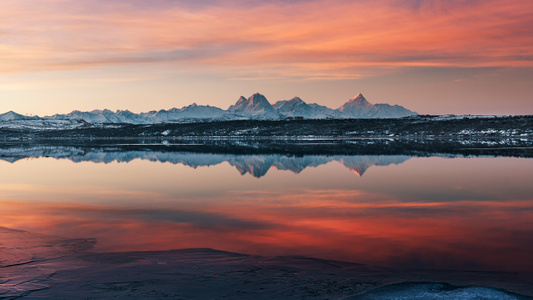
1,151 -> 533,272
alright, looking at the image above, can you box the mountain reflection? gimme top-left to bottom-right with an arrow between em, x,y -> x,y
2,148 -> 533,274
0,145 -> 410,178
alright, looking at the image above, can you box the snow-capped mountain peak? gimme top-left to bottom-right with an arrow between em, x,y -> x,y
228,93 -> 275,117
341,93 -> 372,108
232,96 -> 247,107
338,93 -> 416,118
273,97 -> 316,118
246,93 -> 273,111
350,93 -> 369,103
338,93 -> 374,117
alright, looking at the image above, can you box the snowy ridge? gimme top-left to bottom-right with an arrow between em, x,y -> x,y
1,93 -> 417,128
273,97 -> 338,119
0,146 -> 411,178
0,119 -> 90,130
338,93 -> 415,118
0,111 -> 39,121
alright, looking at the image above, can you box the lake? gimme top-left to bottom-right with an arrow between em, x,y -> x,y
2,145 -> 533,274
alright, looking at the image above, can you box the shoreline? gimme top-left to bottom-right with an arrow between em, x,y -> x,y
2,138 -> 533,159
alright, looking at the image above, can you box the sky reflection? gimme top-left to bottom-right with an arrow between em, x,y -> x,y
1,155 -> 533,272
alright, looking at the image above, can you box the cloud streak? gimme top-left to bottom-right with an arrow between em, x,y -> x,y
1,0 -> 532,79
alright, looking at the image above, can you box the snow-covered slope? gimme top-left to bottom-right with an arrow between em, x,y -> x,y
371,103 -> 417,118
338,93 -> 375,118
308,103 -> 339,119
115,110 -> 153,124
0,119 -> 89,130
1,92 -> 417,127
50,110 -> 120,123
337,93 -> 416,118
143,104 -> 229,123
228,93 -> 282,119
167,104 -> 228,121
272,97 -> 309,115
273,97 -> 337,119
0,111 -> 39,121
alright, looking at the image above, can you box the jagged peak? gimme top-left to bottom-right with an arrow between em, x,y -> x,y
234,96 -> 247,106
248,93 -> 269,103
348,93 -> 369,103
337,92 -> 373,112
230,93 -> 273,113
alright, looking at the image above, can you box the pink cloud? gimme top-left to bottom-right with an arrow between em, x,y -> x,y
1,0 -> 532,78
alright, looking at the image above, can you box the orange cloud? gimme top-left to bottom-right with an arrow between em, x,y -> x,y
1,0 -> 532,79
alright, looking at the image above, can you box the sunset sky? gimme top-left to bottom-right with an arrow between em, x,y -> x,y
1,0 -> 532,116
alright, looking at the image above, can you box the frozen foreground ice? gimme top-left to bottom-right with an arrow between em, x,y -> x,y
1,227 -> 532,299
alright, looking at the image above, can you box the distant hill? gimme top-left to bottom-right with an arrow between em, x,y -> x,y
0,111 -> 39,122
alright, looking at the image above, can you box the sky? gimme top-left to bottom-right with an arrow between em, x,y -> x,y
1,0 -> 532,116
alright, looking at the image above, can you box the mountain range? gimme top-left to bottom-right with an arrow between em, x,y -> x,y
0,93 -> 417,126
